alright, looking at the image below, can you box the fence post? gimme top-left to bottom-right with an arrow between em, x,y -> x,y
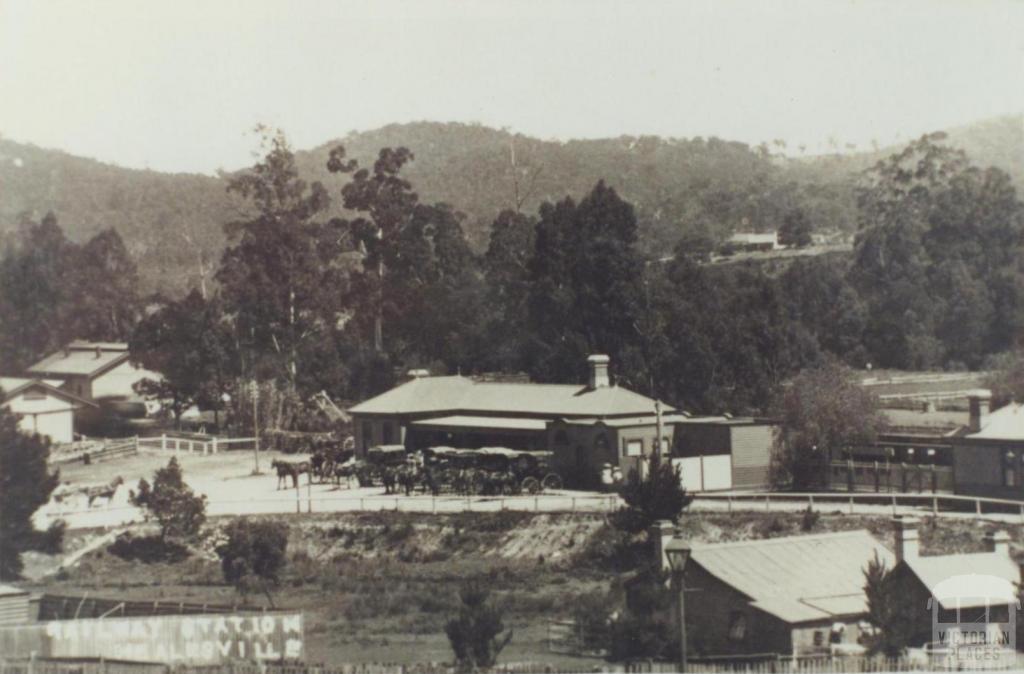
728,495 -> 733,513
976,499 -> 982,516
849,495 -> 854,514
765,495 -> 770,511
161,433 -> 167,451
134,435 -> 140,454
571,497 -> 576,513
534,496 -> 539,513
933,496 -> 938,515
295,483 -> 300,514
308,478 -> 313,514
808,494 -> 814,511
432,496 -> 436,514
212,437 -> 218,454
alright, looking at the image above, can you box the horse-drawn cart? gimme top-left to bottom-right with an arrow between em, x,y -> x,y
422,446 -> 562,496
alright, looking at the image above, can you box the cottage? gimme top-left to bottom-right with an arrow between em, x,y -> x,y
885,517 -> 1020,650
0,377 -> 96,444
651,524 -> 893,657
27,341 -> 158,402
349,355 -> 675,486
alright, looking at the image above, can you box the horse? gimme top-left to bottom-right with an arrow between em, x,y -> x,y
271,459 -> 310,489
381,466 -> 397,494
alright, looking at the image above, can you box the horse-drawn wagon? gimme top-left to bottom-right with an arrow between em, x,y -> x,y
421,446 -> 562,496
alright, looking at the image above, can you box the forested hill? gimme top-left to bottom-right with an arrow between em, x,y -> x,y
1,114 -> 1021,294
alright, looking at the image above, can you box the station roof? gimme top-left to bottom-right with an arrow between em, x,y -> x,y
410,415 -> 549,431
350,375 -> 670,419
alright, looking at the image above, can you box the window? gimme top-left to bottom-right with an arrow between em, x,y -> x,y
813,631 -> 824,647
1004,451 -> 1017,488
727,612 -> 747,642
624,439 -> 643,457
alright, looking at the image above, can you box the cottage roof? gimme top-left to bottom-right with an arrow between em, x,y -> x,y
967,403 -> 1024,441
0,377 -> 96,407
28,341 -> 130,378
688,530 -> 893,624
410,415 -> 549,431
904,553 -> 1020,609
349,375 -> 671,418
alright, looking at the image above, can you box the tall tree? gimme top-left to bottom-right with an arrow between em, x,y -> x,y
217,130 -> 339,391
130,290 -> 237,427
68,227 -> 142,341
771,359 -> 885,490
526,181 -> 647,386
0,402 -> 62,579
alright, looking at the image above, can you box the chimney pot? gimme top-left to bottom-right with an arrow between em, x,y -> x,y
968,390 -> 992,433
587,354 -> 610,389
651,519 -> 676,573
985,530 -> 1011,556
94,346 -> 102,359
893,516 -> 921,563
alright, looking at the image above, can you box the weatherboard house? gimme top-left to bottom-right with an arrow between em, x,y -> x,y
650,524 -> 894,658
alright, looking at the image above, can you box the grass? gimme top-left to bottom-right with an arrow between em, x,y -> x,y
22,508 -> 1024,666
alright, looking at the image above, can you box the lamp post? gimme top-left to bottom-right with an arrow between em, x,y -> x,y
665,540 -> 692,673
220,392 -> 231,435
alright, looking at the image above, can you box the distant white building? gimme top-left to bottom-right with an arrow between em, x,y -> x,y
0,377 -> 96,443
26,341 -> 160,403
728,232 -> 780,252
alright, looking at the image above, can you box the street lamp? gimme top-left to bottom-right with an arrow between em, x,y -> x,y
665,539 -> 692,673
220,392 -> 231,434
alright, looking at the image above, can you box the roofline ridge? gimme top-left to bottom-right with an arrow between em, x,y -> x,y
692,529 -> 876,550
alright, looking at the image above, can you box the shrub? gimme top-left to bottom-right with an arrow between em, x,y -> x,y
445,583 -> 513,671
801,506 -> 821,532
610,453 -> 693,534
108,532 -> 189,563
216,518 -> 289,607
132,459 -> 206,541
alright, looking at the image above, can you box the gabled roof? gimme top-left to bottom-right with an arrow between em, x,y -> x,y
27,341 -> 130,378
903,552 -> 1020,609
967,403 -> 1024,441
687,530 -> 893,624
0,377 -> 96,408
349,375 -> 671,418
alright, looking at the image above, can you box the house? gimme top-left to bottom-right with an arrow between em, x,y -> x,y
671,416 -> 777,491
0,377 -> 96,444
650,523 -> 893,657
349,355 -> 675,486
951,393 -> 1024,499
728,232 -> 779,252
27,341 -> 158,402
885,516 -> 1020,651
0,585 -> 31,627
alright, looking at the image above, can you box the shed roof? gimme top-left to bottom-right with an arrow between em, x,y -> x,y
687,530 -> 893,624
967,403 -> 1024,441
349,375 -> 670,418
28,341 -> 130,378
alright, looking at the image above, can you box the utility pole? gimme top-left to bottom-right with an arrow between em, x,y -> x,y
252,379 -> 261,475
655,399 -> 664,456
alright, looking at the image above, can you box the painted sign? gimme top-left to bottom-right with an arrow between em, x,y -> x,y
0,612 -> 303,664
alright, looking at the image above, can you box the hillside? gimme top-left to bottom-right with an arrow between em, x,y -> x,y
1,114 -> 1021,295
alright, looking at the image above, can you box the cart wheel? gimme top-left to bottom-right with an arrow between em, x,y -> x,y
522,477 -> 541,494
542,474 -> 562,491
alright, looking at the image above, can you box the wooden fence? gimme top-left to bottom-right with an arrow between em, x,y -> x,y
36,594 -> 271,621
136,434 -> 258,455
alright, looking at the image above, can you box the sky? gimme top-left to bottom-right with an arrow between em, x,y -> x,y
1,0 -> 1022,175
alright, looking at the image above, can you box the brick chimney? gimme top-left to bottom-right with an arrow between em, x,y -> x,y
985,530 -> 1011,556
651,519 -> 676,573
893,516 -> 920,563
588,354 -> 610,389
968,390 -> 992,433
